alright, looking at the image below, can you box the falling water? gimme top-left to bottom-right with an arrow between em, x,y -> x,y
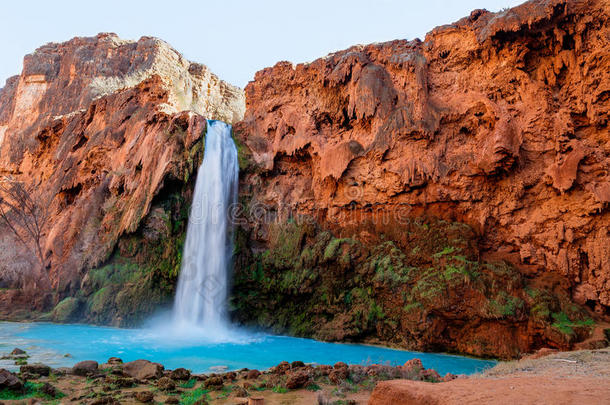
173,120 -> 238,333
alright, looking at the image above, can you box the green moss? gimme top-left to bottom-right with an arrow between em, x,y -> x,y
367,302 -> 385,324
232,130 -> 254,172
403,302 -> 423,313
432,246 -> 457,259
0,382 -> 64,401
264,220 -> 308,270
230,216 -> 593,356
551,312 -> 595,336
485,291 -> 524,318
179,379 -> 197,389
179,387 -> 210,405
272,386 -> 288,393
51,297 -> 82,323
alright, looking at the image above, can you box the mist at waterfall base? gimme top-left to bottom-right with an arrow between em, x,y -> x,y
0,120 -> 496,375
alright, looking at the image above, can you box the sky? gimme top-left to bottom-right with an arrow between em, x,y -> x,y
1,0 -> 526,89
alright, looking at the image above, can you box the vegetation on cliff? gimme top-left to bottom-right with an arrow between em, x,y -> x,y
231,217 -> 594,359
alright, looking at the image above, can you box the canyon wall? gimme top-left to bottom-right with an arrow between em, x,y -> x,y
232,0 -> 609,357
0,33 -> 244,321
0,0 -> 607,358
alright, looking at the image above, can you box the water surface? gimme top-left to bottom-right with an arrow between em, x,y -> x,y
0,322 -> 495,375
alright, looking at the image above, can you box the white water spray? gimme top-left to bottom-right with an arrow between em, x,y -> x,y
173,120 -> 238,334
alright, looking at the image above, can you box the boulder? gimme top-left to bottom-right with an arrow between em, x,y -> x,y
273,361 -> 291,375
0,369 -> 23,392
107,357 -> 123,365
39,382 -> 58,397
51,297 -> 82,323
165,397 -> 179,404
123,360 -> 164,380
105,375 -> 136,388
90,397 -> 121,405
246,369 -> 261,379
285,370 -> 311,389
264,375 -> 282,389
72,360 -> 99,376
404,358 -> 424,375
329,368 -> 349,384
135,391 -> 154,403
233,385 -> 248,397
157,377 -> 176,391
203,376 -> 224,389
53,367 -> 71,376
169,368 -> 190,381
420,368 -> 442,382
290,361 -> 305,368
20,363 -> 51,377
442,373 -> 458,382
315,365 -> 333,376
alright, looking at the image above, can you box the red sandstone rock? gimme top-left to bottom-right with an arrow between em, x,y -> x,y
285,370 -> 311,389
235,0 -> 610,323
0,34 -> 244,305
122,359 -> 164,380
368,376 -> 610,405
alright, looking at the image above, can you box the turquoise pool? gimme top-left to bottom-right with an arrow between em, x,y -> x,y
0,322 -> 495,375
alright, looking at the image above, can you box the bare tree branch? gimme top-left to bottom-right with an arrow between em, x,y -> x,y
0,176 -> 51,281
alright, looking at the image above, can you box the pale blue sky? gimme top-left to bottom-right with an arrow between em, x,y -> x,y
1,0 -> 525,88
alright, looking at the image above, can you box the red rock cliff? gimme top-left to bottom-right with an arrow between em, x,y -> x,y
236,0 -> 610,317
0,33 -> 244,314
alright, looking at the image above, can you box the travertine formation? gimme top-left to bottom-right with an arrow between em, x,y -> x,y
0,33 -> 244,299
235,0 -> 610,315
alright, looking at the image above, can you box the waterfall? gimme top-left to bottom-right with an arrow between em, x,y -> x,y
173,120 -> 238,332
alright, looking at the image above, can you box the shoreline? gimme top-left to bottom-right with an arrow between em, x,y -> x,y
1,348 -> 608,404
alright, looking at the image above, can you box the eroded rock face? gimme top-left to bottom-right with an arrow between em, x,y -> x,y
235,0 -> 610,314
0,33 -> 245,317
231,0 -> 609,357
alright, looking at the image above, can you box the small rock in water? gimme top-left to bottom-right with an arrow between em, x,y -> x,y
10,348 -> 26,356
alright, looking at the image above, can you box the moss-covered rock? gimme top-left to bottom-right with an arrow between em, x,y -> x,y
50,297 -> 82,323
230,216 -> 595,359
